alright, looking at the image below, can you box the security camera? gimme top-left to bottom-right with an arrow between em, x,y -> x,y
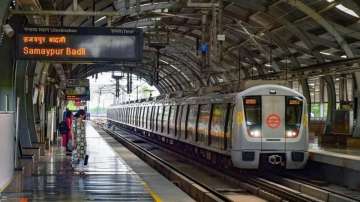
2,24 -> 14,38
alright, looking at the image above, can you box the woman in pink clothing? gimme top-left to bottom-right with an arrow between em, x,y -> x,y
62,110 -> 73,153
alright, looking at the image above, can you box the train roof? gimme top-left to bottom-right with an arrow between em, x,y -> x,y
109,84 -> 305,108
239,84 -> 304,98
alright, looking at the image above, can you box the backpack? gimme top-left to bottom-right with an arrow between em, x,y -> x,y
59,121 -> 68,134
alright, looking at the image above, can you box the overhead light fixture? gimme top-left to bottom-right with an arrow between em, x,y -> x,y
95,16 -> 106,23
320,51 -> 332,56
341,55 -> 347,58
3,24 -> 14,38
326,0 -> 359,18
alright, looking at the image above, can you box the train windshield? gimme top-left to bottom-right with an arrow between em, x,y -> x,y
286,96 -> 303,127
243,96 -> 261,127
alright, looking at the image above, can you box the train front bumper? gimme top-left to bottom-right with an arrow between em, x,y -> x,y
231,150 -> 309,169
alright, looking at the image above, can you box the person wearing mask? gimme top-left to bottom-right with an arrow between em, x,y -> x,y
73,109 -> 88,175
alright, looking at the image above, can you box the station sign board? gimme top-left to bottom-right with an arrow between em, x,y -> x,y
65,79 -> 90,101
16,26 -> 143,62
66,79 -> 89,87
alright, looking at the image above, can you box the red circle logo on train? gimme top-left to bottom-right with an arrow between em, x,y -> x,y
266,114 -> 281,129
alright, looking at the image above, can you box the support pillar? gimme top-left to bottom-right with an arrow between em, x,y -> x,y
320,78 -> 325,118
324,76 -> 336,134
300,79 -> 311,120
352,72 -> 360,137
15,60 -> 34,148
0,1 -> 16,191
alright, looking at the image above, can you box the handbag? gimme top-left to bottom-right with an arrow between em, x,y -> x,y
84,154 -> 89,165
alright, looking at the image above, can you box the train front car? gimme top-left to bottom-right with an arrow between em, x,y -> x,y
231,85 -> 309,169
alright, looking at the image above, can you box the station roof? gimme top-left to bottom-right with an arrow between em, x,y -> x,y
13,0 -> 360,94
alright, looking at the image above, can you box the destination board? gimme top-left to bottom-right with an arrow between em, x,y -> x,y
16,27 -> 143,62
65,86 -> 90,101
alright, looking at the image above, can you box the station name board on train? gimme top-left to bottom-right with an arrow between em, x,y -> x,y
16,27 -> 144,62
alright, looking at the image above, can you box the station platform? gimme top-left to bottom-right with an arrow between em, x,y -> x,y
309,143 -> 360,172
308,142 -> 360,189
1,123 -> 194,202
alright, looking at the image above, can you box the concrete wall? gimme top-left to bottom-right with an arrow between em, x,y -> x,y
0,112 -> 15,191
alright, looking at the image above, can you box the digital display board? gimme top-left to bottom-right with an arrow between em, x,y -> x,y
66,79 -> 89,87
16,27 -> 143,62
65,87 -> 90,101
65,79 -> 90,101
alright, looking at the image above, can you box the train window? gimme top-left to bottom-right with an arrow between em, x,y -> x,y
148,106 -> 152,128
176,105 -> 183,137
142,107 -> 146,128
149,106 -> 152,129
286,97 -> 303,126
128,108 -> 131,124
163,106 -> 170,134
121,108 -> 124,122
225,104 -> 234,150
150,106 -> 155,130
285,97 -> 303,138
118,108 -> 122,122
146,106 -> 150,129
143,107 -> 146,128
181,105 -> 188,139
141,107 -> 144,127
141,107 -> 146,128
132,107 -> 135,125
124,108 -> 127,123
187,105 -> 198,141
134,107 -> 137,126
137,107 -> 140,126
130,107 -> 134,124
153,106 -> 157,130
243,96 -> 262,129
198,104 -> 211,144
174,105 -> 180,136
128,107 -> 131,124
210,104 -> 228,149
169,105 -> 177,136
125,108 -> 127,123
123,108 -> 126,123
158,106 -> 164,132
151,106 -> 157,131
154,106 -> 158,131
138,107 -> 141,126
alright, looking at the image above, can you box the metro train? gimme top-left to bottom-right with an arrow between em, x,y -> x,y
107,85 -> 309,169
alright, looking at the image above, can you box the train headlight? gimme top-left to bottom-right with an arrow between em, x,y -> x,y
286,130 -> 298,138
248,129 -> 261,138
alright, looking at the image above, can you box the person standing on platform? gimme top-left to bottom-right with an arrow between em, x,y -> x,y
63,110 -> 73,154
73,109 -> 87,175
58,120 -> 68,154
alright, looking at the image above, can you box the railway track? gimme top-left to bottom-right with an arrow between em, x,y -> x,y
262,173 -> 360,202
96,121 -> 358,202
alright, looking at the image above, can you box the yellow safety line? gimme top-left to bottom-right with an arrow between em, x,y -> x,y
143,182 -> 162,202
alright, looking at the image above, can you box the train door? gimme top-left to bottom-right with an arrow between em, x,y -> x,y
261,96 -> 285,150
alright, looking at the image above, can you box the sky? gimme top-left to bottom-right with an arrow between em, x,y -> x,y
87,72 -> 159,110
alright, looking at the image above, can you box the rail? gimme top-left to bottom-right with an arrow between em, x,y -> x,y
99,122 -> 332,202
